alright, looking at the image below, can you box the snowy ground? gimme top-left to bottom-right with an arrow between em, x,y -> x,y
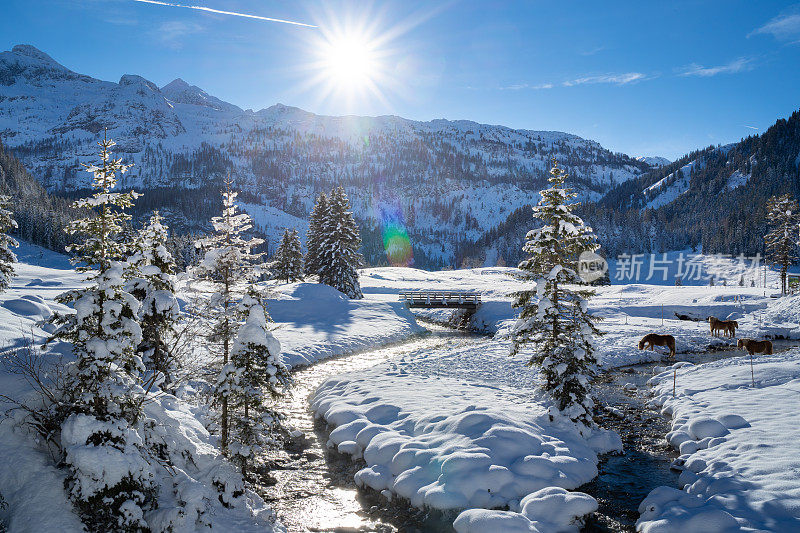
311,265 -> 800,531
642,350 -> 800,532
0,243 -> 285,533
311,334 -> 622,531
264,282 -> 424,368
3,246 -> 800,532
361,266 -> 798,366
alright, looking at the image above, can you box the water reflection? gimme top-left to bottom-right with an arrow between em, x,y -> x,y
257,328 -> 465,532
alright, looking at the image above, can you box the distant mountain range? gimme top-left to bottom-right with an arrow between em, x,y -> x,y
7,44 -> 796,270
0,44 -> 669,268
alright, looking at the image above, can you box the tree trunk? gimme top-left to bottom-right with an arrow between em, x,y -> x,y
221,273 -> 230,451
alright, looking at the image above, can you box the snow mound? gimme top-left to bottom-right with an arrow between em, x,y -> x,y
453,487 -> 597,533
25,278 -> 62,287
686,418 -> 728,440
281,282 -> 347,302
643,350 -> 800,531
637,486 -> 740,533
312,368 -> 620,514
2,296 -> 52,320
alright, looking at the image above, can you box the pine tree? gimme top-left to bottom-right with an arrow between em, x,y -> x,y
227,287 -> 291,478
127,212 -> 180,389
765,194 -> 800,295
0,195 -> 18,291
511,159 -> 601,428
47,133 -> 156,531
304,192 -> 329,277
272,228 -> 304,283
195,180 -> 263,452
318,187 -> 364,299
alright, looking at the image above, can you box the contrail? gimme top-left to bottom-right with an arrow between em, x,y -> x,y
743,125 -> 759,130
131,0 -> 317,28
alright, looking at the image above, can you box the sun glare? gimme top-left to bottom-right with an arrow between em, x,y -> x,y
322,35 -> 377,90
296,4 -> 441,113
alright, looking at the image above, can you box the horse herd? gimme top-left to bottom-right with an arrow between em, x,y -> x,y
638,316 -> 773,360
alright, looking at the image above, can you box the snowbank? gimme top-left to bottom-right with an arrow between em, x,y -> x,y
311,335 -> 620,525
266,281 -> 425,368
453,487 -> 597,533
641,350 -> 800,531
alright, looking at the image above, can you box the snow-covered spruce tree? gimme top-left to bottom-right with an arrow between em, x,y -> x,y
510,159 -> 601,428
195,181 -> 263,453
765,193 -> 800,295
127,211 -> 180,389
272,228 -> 304,283
304,192 -> 329,277
0,195 -> 19,291
318,187 -> 364,299
47,134 -> 156,531
228,287 -> 290,478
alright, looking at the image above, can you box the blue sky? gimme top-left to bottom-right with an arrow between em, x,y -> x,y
2,0 -> 800,159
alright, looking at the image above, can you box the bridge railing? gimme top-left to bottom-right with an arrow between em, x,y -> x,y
398,291 -> 482,308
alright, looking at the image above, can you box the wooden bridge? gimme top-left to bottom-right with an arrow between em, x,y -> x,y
399,290 -> 482,310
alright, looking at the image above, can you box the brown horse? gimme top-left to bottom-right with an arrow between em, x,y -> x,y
725,320 -> 739,338
639,333 -> 676,358
737,338 -> 773,355
709,317 -> 738,338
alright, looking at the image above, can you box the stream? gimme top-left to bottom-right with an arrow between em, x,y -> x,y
256,327 -> 800,533
257,327 -> 467,532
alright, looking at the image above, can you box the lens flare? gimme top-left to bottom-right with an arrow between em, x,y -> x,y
377,201 -> 413,266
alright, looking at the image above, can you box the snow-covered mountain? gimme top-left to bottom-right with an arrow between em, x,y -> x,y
636,155 -> 671,168
0,44 -> 651,267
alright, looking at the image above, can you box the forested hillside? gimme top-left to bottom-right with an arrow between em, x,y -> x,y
474,110 -> 800,266
0,44 -> 651,268
591,109 -> 800,257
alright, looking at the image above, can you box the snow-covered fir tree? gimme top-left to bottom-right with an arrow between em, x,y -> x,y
47,134 -> 156,531
317,187 -> 364,299
227,287 -> 290,478
127,211 -> 181,389
511,159 -> 601,428
765,193 -> 800,295
194,180 -> 263,453
272,228 -> 304,283
0,195 -> 18,291
304,192 -> 329,277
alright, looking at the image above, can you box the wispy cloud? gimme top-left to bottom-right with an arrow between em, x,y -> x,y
563,72 -> 648,86
501,72 -> 649,90
155,20 -> 203,49
749,11 -> 800,40
579,45 -> 606,56
743,125 -> 759,130
678,57 -> 755,77
131,0 -> 317,28
502,82 -> 554,90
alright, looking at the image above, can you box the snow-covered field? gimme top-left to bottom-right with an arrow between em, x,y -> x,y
311,333 -> 622,531
643,350 -> 800,532
2,246 -> 800,532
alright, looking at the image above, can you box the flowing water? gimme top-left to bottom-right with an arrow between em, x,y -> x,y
256,327 -> 467,533
256,327 -> 800,533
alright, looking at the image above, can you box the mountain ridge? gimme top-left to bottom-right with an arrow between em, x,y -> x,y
0,44 -> 667,268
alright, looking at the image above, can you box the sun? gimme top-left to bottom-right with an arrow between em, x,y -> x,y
321,34 -> 377,91
295,5 -> 439,113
